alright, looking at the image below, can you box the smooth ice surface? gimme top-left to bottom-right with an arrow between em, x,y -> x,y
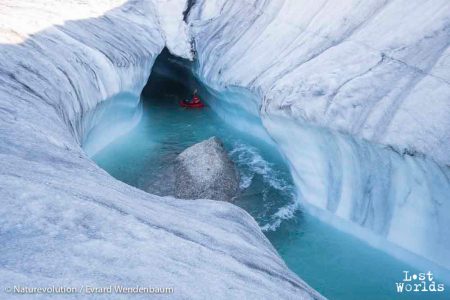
189,0 -> 450,271
0,1 -> 321,299
81,93 -> 143,157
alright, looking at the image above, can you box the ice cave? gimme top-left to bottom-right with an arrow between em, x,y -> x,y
1,1 -> 449,299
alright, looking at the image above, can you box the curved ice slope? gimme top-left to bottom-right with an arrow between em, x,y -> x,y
265,116 -> 450,270
0,1 -> 321,299
189,0 -> 450,269
81,93 -> 144,157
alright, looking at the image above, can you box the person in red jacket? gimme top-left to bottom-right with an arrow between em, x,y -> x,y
191,89 -> 200,104
183,89 -> 200,105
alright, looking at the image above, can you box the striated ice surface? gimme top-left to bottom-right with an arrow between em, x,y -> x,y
264,115 -> 450,271
189,0 -> 450,271
0,1 -> 321,299
190,0 -> 450,165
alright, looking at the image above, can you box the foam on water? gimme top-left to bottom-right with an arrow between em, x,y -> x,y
229,142 -> 299,231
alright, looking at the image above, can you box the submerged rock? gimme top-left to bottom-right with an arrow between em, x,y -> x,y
175,137 -> 239,201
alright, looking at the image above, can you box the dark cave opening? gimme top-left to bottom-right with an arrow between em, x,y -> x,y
141,48 -> 199,104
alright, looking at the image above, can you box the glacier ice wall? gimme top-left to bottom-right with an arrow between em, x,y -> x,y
189,0 -> 450,269
0,1 -> 321,298
265,116 -> 450,270
190,0 -> 450,165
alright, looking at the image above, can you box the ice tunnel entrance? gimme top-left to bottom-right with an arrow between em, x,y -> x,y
90,48 -> 297,224
82,49 -> 450,300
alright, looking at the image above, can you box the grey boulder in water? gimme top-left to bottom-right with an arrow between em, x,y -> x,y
175,137 -> 239,201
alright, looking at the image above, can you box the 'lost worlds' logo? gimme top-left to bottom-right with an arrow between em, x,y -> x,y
396,271 -> 445,293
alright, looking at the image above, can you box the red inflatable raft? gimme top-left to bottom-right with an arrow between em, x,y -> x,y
179,101 -> 205,108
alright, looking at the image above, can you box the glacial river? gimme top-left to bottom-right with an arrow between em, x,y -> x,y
89,93 -> 448,300
82,48 -> 450,299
